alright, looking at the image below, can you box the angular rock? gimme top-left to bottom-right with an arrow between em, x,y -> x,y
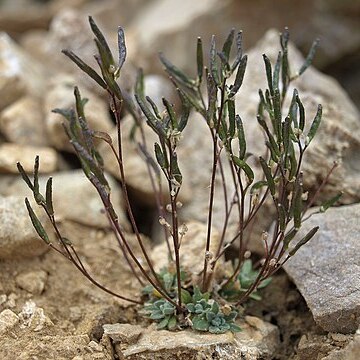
236,29 -> 360,205
0,309 -> 19,335
44,74 -> 114,152
18,300 -> 54,332
284,204 -> 360,333
103,316 -> 279,360
323,332 -> 360,360
103,323 -> 143,344
0,195 -> 49,260
0,170 -> 129,229
0,143 -> 57,174
0,96 -> 48,146
15,270 -> 48,295
0,32 -> 45,111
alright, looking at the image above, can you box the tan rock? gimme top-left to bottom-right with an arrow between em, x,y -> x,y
0,309 -> 19,335
103,316 -> 279,360
15,270 -> 48,295
0,143 -> 57,174
151,221 -> 222,286
0,96 -> 48,146
44,74 -> 114,152
0,195 -> 50,260
103,323 -> 143,344
0,32 -> 45,111
0,170 -> 129,229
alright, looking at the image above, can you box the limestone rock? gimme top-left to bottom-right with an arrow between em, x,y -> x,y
0,143 -> 57,174
0,96 -> 48,146
18,300 -> 54,332
0,309 -> 19,335
151,221 -> 222,286
284,204 -> 360,333
44,74 -> 114,152
0,170 -> 129,229
236,29 -> 360,205
103,323 -> 143,344
0,195 -> 49,260
15,270 -> 48,295
0,32 -> 45,111
103,316 -> 279,360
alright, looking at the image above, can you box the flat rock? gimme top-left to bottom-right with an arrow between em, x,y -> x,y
284,204 -> 360,333
103,315 -> 279,360
0,170 -> 129,229
0,195 -> 49,260
44,74 -> 114,152
0,309 -> 19,335
0,32 -> 45,111
15,270 -> 48,295
0,96 -> 48,146
0,143 -> 57,174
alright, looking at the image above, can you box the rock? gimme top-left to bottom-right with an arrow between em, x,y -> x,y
15,270 -> 48,295
236,29 -> 360,205
0,96 -> 48,146
151,221 -> 222,286
0,143 -> 57,174
0,32 -> 45,111
103,323 -> 143,344
323,331 -> 360,360
103,316 -> 279,359
0,195 -> 49,260
18,300 -> 54,332
0,170 -> 129,229
284,204 -> 360,333
0,309 -> 19,335
44,74 -> 114,152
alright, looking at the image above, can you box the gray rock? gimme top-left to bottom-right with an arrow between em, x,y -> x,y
44,74 -> 114,152
0,96 -> 48,146
0,32 -> 45,111
236,29 -> 360,205
0,195 -> 49,259
284,204 -> 360,333
0,143 -> 58,174
103,316 -> 279,360
0,170 -> 129,229
15,270 -> 48,295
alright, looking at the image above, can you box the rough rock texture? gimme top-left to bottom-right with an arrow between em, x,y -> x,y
237,29 -> 360,205
323,331 -> 360,360
151,221 -> 223,286
0,170 -> 129,229
0,32 -> 45,111
0,143 -> 58,174
15,270 -> 48,295
284,204 -> 360,333
126,0 -> 360,75
0,309 -> 19,335
0,96 -> 48,146
44,74 -> 114,152
0,195 -> 49,259
103,315 -> 279,360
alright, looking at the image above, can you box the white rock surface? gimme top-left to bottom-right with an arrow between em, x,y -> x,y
0,32 -> 45,111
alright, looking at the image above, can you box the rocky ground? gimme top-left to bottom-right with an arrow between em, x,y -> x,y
0,0 -> 360,359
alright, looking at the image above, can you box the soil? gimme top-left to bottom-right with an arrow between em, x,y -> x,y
0,221 -> 353,359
